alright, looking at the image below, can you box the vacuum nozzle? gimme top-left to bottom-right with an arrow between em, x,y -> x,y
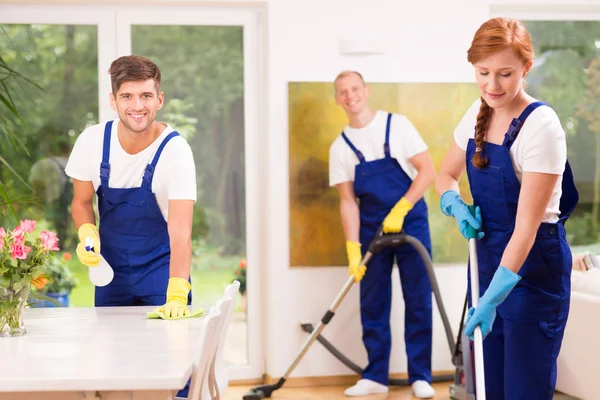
244,378 -> 286,399
243,388 -> 266,400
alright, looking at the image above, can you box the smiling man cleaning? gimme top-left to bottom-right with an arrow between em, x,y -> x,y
65,55 -> 197,398
329,71 -> 436,398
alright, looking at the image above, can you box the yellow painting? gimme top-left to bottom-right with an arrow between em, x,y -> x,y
288,82 -> 480,267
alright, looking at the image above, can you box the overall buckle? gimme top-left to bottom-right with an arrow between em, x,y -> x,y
142,164 -> 155,183
100,162 -> 111,179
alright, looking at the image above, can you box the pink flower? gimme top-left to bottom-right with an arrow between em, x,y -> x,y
0,227 -> 6,239
10,242 -> 31,260
19,220 -> 36,233
40,230 -> 60,252
12,226 -> 25,241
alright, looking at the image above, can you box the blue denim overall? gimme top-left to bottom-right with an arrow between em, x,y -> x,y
465,102 -> 578,399
342,113 -> 433,385
95,120 -> 191,397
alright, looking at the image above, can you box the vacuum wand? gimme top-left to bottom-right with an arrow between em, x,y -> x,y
282,251 -> 374,379
242,251 -> 374,400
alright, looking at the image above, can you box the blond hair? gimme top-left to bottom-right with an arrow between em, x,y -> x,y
334,70 -> 365,91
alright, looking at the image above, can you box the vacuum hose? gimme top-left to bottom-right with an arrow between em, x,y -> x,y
243,231 -> 456,399
300,232 -> 455,385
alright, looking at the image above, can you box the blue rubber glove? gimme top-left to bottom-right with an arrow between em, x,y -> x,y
440,190 -> 484,240
464,266 -> 522,340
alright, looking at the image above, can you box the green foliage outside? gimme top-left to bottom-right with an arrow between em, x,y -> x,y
40,254 -> 78,293
525,21 -> 600,247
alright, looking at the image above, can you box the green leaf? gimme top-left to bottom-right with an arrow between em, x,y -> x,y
0,155 -> 31,189
0,92 -> 23,124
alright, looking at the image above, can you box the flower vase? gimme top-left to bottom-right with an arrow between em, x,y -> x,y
0,284 -> 30,337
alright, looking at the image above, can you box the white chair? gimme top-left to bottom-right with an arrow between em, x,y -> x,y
183,305 -> 222,400
204,294 -> 233,400
205,281 -> 241,398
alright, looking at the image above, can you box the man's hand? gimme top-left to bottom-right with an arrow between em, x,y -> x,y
153,277 -> 191,319
346,241 -> 366,282
76,223 -> 101,266
382,197 -> 413,233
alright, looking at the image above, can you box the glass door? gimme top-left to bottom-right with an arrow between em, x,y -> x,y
116,6 -> 262,380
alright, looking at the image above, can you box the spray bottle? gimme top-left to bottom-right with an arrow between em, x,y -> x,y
85,236 -> 114,287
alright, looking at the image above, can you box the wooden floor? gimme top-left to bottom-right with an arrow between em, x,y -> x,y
224,382 -> 451,399
224,382 -> 579,400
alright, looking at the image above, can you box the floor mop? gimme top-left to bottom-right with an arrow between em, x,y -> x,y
449,207 -> 486,400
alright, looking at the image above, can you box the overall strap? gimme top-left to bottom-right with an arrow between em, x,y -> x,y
341,132 -> 366,164
142,131 -> 180,190
502,101 -> 548,149
384,113 -> 392,158
100,121 -> 113,187
558,161 -> 579,224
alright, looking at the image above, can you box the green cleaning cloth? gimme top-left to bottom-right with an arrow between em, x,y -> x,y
147,307 -> 205,320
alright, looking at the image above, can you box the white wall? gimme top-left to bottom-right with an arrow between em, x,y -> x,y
264,0 -> 491,378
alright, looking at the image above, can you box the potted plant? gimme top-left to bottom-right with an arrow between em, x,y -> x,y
0,220 -> 59,337
30,252 -> 77,308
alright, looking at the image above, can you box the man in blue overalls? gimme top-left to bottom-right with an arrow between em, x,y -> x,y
65,55 -> 197,398
328,71 -> 437,398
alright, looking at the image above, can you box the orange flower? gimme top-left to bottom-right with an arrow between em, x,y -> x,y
61,252 -> 72,262
31,276 -> 49,290
239,259 -> 247,269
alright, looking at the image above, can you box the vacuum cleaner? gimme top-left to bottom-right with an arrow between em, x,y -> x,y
243,228 -> 481,400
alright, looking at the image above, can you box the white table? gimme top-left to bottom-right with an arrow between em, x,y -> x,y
0,306 -> 205,400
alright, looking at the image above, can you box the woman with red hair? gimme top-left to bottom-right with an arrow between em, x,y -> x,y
435,18 -> 579,399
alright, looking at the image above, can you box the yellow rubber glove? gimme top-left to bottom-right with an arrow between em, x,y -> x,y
76,223 -> 101,267
347,241 -> 366,283
382,197 -> 414,233
153,277 -> 191,319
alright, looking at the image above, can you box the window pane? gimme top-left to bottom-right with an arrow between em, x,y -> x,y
0,23 -> 98,298
524,21 -> 600,252
131,25 -> 247,365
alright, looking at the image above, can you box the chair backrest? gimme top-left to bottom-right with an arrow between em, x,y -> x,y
209,295 -> 234,399
186,305 -> 222,400
219,281 -> 240,359
214,282 -> 241,393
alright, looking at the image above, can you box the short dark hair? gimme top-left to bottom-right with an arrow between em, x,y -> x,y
108,55 -> 161,94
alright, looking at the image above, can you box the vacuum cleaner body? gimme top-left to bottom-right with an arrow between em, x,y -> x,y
449,327 -> 476,400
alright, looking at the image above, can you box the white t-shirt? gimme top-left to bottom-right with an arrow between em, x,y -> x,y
329,111 -> 428,186
454,99 -> 566,223
65,120 -> 197,221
